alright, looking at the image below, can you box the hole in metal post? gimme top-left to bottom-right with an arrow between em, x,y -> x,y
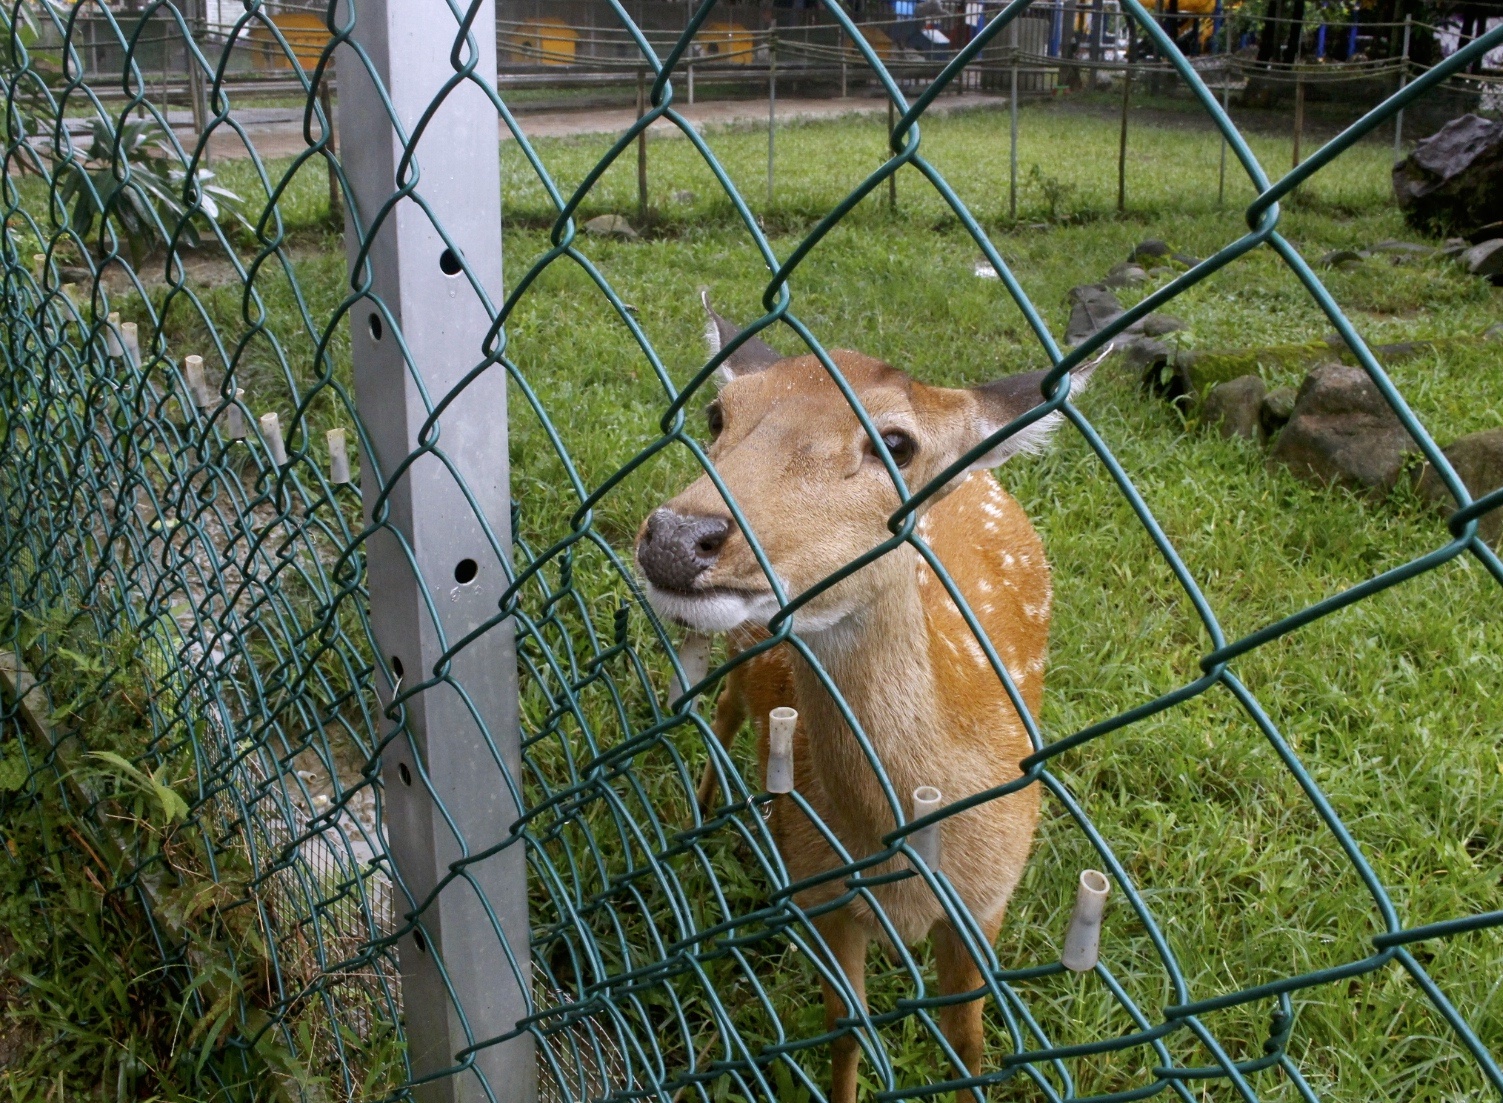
368,312 -> 383,341
413,930 -> 427,953
454,558 -> 478,584
398,762 -> 412,786
390,655 -> 404,680
439,248 -> 462,276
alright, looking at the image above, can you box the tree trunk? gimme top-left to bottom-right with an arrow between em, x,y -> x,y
1281,0 -> 1306,63
1257,0 -> 1282,62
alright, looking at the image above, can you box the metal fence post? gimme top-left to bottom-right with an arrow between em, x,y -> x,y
1009,14 -> 1019,221
335,3 -> 532,1102
1117,19 -> 1133,213
185,0 -> 208,150
1394,14 -> 1411,160
768,21 -> 777,208
638,66 -> 649,221
1218,65 -> 1230,205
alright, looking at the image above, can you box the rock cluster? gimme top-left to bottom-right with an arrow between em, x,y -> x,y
1199,367 -> 1500,545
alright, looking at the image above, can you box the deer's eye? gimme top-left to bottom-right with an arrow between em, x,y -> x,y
705,402 -> 725,440
879,430 -> 917,468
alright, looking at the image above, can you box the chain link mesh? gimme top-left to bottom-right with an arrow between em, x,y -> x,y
1,1 -> 1501,1101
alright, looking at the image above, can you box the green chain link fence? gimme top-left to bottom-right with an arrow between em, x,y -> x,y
1,1 -> 1501,1100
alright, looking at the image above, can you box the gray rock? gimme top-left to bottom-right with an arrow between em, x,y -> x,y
1130,239 -> 1171,261
1463,238 -> 1503,279
1468,220 -> 1503,245
1368,240 -> 1435,257
1103,263 -> 1149,287
1268,364 -> 1422,494
583,213 -> 639,239
1484,321 -> 1503,341
1128,338 -> 1191,403
1394,114 -> 1503,235
1171,252 -> 1202,268
1065,284 -> 1124,346
671,189 -> 698,204
1415,428 -> 1503,546
1123,336 -> 1172,374
1320,248 -> 1366,269
1142,314 -> 1186,336
1202,375 -> 1266,441
1261,385 -> 1298,436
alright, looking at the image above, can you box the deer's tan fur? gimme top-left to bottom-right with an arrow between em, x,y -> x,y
640,311 -> 1087,1103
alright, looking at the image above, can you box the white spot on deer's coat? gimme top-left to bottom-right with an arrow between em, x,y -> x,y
1001,552 -> 1015,567
977,578 -> 994,593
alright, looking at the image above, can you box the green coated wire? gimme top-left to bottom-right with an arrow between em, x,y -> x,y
0,1 -> 1500,1101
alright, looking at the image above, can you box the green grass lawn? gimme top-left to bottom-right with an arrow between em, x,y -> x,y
490,101 -> 1503,1101
8,95 -> 1503,1101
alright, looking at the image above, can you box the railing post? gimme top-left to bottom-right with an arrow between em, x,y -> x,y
1009,12 -> 1019,220
335,3 -> 532,1102
1394,14 -> 1411,160
768,21 -> 777,208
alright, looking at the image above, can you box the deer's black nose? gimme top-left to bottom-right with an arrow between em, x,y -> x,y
637,509 -> 732,593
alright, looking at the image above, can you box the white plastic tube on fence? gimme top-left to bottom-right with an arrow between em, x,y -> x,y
184,355 -> 208,407
225,389 -> 245,439
766,706 -> 796,794
327,427 -> 351,484
259,412 -> 287,467
1061,868 -> 1111,972
910,785 -> 943,871
120,321 -> 139,366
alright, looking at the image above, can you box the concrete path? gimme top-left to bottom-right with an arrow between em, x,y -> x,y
79,93 -> 1009,162
503,92 -> 1007,141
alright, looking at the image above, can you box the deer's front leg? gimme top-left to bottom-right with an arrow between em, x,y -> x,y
814,908 -> 869,1103
932,916 -> 1004,1102
694,680 -> 748,815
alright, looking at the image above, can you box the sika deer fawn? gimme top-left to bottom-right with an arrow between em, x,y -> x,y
635,296 -> 1094,1103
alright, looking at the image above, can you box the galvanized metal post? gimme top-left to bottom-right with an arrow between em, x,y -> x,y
335,3 -> 532,1102
839,24 -> 848,98
637,67 -> 649,221
1218,67 -> 1229,205
1009,13 -> 1019,221
1394,14 -> 1411,160
768,22 -> 777,208
888,94 -> 898,210
1117,19 -> 1133,213
185,0 -> 208,150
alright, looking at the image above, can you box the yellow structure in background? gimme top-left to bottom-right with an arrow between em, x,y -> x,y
696,22 -> 755,64
852,25 -> 895,61
506,19 -> 578,66
249,12 -> 329,71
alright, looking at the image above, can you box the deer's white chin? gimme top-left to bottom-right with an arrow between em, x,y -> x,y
642,585 -> 780,634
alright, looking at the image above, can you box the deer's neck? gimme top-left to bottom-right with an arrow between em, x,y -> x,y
791,551 -> 939,848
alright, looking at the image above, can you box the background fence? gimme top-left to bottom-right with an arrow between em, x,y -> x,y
2,1 -> 1502,1102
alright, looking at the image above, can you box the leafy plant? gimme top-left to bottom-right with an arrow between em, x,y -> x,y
1025,162 -> 1079,224
56,118 -> 247,263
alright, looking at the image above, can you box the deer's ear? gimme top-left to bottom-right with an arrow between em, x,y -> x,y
702,291 -> 782,385
964,359 -> 1097,471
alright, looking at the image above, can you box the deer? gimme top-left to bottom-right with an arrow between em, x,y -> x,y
634,294 -> 1096,1103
